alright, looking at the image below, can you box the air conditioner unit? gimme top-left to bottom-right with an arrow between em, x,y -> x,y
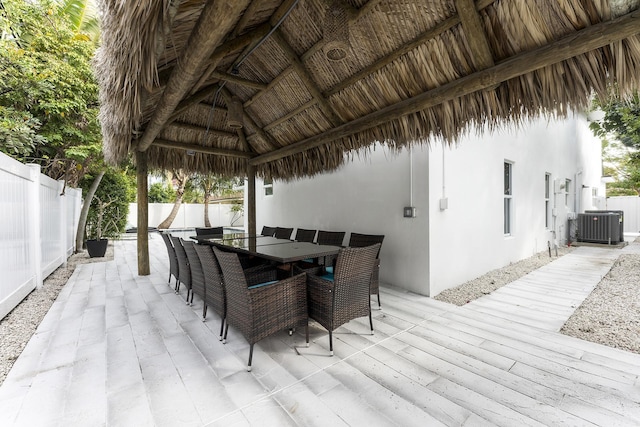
577,212 -> 622,244
585,210 -> 624,239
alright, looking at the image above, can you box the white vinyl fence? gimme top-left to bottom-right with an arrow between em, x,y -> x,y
127,202 -> 244,230
0,152 -> 81,320
606,196 -> 640,233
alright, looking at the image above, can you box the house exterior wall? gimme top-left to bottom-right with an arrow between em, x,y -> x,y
254,113 -> 603,297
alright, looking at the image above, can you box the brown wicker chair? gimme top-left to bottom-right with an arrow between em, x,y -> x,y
212,247 -> 308,371
194,244 -> 226,338
316,230 -> 345,246
195,226 -> 224,236
261,226 -> 276,236
294,228 -> 316,242
306,243 -> 381,356
316,230 -> 346,267
183,240 -> 205,307
274,227 -> 294,239
348,233 -> 385,308
161,233 -> 179,288
170,236 -> 192,303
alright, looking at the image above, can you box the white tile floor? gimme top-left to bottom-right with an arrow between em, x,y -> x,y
1,234 -> 639,426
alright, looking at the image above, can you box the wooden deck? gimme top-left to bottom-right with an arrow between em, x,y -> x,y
1,235 -> 638,426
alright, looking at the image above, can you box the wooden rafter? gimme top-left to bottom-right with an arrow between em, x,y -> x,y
167,84 -> 222,124
209,70 -> 268,91
249,10 -> 640,166
455,0 -> 494,70
153,139 -> 255,159
167,122 -> 237,140
136,0 -> 251,153
271,30 -> 343,127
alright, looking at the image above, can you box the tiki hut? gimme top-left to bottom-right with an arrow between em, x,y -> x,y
94,0 -> 640,274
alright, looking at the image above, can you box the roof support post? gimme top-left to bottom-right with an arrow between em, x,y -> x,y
247,164 -> 256,238
136,150 -> 150,276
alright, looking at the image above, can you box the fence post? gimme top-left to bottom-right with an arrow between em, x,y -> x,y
27,164 -> 43,289
59,180 -> 67,266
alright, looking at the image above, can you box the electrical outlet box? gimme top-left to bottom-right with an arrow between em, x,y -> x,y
403,206 -> 416,218
439,197 -> 448,210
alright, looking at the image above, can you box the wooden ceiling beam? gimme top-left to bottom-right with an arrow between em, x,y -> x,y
153,139 -> 255,159
271,29 -> 343,127
168,122 -> 237,139
167,84 -> 222,123
265,100 -> 316,131
455,0 -> 495,70
136,0 -> 251,152
208,70 -> 268,91
250,10 -> 640,166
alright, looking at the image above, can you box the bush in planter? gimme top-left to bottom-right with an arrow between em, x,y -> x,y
80,168 -> 132,256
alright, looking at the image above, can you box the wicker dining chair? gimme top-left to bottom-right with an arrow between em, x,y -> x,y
348,233 -> 385,308
294,228 -> 317,242
170,236 -> 192,303
261,226 -> 276,236
274,227 -> 294,239
195,226 -> 224,236
183,240 -> 205,306
306,243 -> 381,356
194,244 -> 226,338
212,247 -> 308,371
161,232 -> 179,288
316,230 -> 346,246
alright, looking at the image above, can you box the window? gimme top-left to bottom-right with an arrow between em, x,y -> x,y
565,178 -> 571,208
264,178 -> 273,196
545,173 -> 551,229
504,162 -> 513,235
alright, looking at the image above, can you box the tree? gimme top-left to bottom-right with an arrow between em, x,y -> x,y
191,174 -> 237,227
157,170 -> 189,230
590,92 -> 640,196
0,0 -> 101,187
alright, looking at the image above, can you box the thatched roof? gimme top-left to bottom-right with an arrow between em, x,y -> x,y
95,0 -> 640,180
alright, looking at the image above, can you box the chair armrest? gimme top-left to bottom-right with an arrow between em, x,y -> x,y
307,274 -> 335,327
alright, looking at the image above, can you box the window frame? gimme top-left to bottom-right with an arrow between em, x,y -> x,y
263,178 -> 273,196
545,173 -> 551,229
504,161 -> 513,236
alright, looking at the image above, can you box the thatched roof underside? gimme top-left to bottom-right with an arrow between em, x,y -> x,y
95,0 -> 640,180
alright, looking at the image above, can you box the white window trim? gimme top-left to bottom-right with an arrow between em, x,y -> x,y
504,161 -> 513,236
545,173 -> 551,229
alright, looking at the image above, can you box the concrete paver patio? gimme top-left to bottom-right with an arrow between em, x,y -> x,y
0,234 -> 639,426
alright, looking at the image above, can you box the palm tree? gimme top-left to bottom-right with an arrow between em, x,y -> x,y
58,0 -> 100,45
158,170 -> 190,230
191,174 -> 236,227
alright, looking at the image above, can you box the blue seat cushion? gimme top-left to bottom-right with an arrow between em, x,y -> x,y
319,273 -> 334,282
325,266 -> 333,274
249,280 -> 278,289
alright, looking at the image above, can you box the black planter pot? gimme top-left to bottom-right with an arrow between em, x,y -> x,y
86,239 -> 108,258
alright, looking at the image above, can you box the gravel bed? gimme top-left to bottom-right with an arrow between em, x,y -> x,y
0,243 -> 114,385
2,239 -> 638,386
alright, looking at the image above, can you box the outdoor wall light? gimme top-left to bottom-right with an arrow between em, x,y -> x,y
324,0 -> 349,61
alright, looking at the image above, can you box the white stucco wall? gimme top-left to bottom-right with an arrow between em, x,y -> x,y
255,113 -> 603,297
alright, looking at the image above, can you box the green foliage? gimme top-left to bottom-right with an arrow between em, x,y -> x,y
80,168 -> 132,239
0,0 -> 101,185
590,92 -> 640,196
148,182 -> 176,203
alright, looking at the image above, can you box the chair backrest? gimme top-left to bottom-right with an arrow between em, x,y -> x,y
212,248 -> 252,335
294,228 -> 316,242
317,230 -> 346,246
170,236 -> 191,286
195,226 -> 224,236
183,240 -> 205,299
261,226 -> 276,236
161,232 -> 179,278
274,227 -> 294,239
332,243 -> 381,324
348,233 -> 385,257
194,244 -> 225,316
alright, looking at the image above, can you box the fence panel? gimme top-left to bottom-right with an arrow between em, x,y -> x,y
606,196 -> 640,233
0,153 -> 81,320
127,202 -> 244,229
